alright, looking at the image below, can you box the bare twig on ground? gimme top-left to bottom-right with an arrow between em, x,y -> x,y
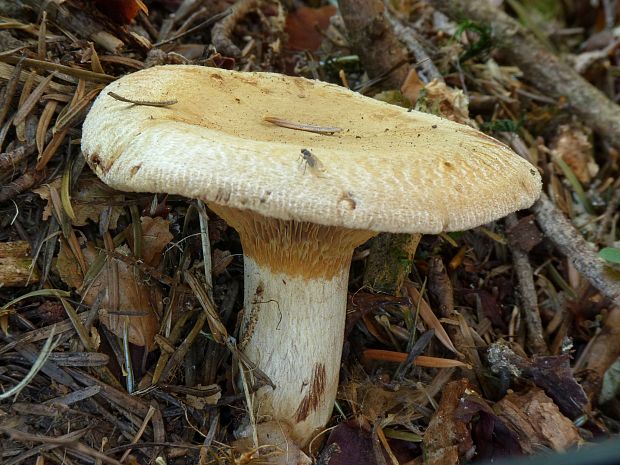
596,179 -> 620,243
386,12 -> 442,83
427,0 -> 620,149
506,213 -> 548,355
337,0 -> 409,89
154,8 -> 232,47
0,141 -> 35,174
532,193 -> 620,307
0,167 -> 44,204
211,0 -> 257,57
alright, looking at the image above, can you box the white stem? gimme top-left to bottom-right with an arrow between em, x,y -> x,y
241,255 -> 349,446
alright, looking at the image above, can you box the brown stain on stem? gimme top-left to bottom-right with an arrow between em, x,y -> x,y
294,363 -> 327,422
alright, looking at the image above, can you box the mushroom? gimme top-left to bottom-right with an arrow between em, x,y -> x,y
81,65 -> 541,451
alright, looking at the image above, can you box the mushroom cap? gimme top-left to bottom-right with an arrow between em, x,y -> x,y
82,65 -> 541,234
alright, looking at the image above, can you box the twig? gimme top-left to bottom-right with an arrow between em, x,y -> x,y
0,167 -> 44,204
505,213 -> 548,355
427,0 -> 620,148
0,141 -> 36,173
596,179 -> 620,243
386,12 -> 442,83
211,0 -> 257,57
154,8 -> 232,47
337,0 -> 409,89
532,193 -> 620,307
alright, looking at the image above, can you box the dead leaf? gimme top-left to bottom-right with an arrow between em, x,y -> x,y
416,79 -> 470,124
93,0 -> 148,24
127,216 -> 173,267
57,232 -> 167,351
405,281 -> 461,356
551,124 -> 597,184
33,176 -> 124,228
455,393 -> 524,461
400,69 -> 425,105
212,248 -> 233,276
347,291 -> 410,338
285,6 -> 337,51
506,214 -> 543,252
363,349 -> 471,369
184,385 -> 222,410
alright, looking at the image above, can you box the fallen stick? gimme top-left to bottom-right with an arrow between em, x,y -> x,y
337,0 -> 409,89
532,193 -> 620,307
506,213 -> 548,355
427,0 -> 620,149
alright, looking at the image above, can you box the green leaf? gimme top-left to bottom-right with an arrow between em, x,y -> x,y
599,247 -> 620,264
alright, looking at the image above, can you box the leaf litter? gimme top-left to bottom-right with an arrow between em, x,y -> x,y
1,0 -> 620,464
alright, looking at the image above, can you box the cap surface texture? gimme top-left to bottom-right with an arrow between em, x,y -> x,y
82,65 -> 541,233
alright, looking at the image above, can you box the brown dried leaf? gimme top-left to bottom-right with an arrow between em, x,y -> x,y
551,124 -> 597,184
452,396 -> 523,461
212,248 -> 233,276
127,216 -> 173,267
400,68 -> 425,105
346,291 -> 410,337
284,5 -> 337,51
57,239 -> 163,350
506,214 -> 543,252
34,176 -> 124,227
416,79 -> 470,124
184,385 -> 222,410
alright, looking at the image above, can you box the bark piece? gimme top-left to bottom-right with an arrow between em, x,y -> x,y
487,342 -> 589,419
495,388 -> 581,452
424,379 -> 474,465
363,233 -> 421,295
0,241 -> 38,287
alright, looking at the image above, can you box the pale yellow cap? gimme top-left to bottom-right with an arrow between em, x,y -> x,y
82,65 -> 541,234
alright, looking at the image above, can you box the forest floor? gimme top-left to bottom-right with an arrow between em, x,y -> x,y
1,1 -> 620,464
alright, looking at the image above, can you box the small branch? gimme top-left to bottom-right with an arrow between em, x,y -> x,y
211,0 -> 257,57
0,141 -> 35,173
337,0 -> 409,89
427,0 -> 620,148
506,213 -> 548,355
386,12 -> 442,83
0,167 -> 44,203
596,179 -> 620,243
532,193 -> 620,307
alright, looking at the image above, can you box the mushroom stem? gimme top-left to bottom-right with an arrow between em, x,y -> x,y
210,205 -> 374,446
242,256 -> 348,444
